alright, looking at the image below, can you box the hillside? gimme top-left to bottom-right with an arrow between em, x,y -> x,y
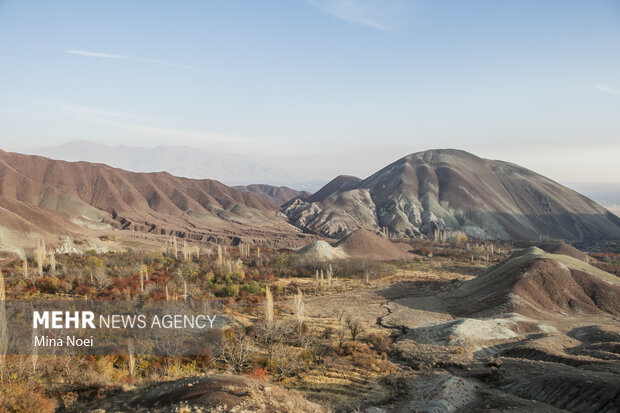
447,246 -> 620,317
0,149 -> 314,254
283,149 -> 620,241
233,184 -> 311,206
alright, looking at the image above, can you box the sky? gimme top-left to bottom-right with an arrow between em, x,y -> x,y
1,0 -> 620,185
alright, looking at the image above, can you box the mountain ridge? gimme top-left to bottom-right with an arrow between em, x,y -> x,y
0,149 -> 316,254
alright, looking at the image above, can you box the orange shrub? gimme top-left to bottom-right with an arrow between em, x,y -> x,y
0,383 -> 56,413
247,366 -> 268,380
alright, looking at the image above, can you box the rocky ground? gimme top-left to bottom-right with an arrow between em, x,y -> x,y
78,375 -> 327,412
39,249 -> 619,412
296,261 -> 620,412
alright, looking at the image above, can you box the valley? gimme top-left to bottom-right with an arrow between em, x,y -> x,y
3,2 -> 618,411
0,148 -> 619,412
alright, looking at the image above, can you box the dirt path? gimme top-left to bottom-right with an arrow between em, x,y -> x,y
303,275 -> 458,334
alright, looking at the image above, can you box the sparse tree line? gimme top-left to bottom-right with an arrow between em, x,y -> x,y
1,237 -> 282,302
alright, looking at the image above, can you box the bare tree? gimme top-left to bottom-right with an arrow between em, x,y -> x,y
346,315 -> 365,341
336,309 -> 346,324
327,264 -> 333,286
219,333 -> 254,373
182,240 -> 190,262
293,288 -> 304,328
140,264 -> 149,282
31,328 -> 38,375
49,251 -> 56,274
22,257 -> 28,279
271,345 -> 308,380
93,267 -> 112,291
36,238 -> 45,277
251,321 -> 288,362
337,326 -> 347,347
127,340 -> 135,377
264,286 -> 274,325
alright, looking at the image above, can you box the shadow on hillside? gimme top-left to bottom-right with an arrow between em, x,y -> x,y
440,264 -> 486,277
376,278 -> 461,304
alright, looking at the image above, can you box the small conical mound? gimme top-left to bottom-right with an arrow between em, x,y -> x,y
295,240 -> 348,262
335,229 -> 412,261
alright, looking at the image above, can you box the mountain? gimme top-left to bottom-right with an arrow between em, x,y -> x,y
31,140 -> 320,189
303,175 -> 361,203
233,184 -> 311,206
283,149 -> 620,241
0,149 -> 314,254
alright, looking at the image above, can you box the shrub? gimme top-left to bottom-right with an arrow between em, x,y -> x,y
454,233 -> 468,244
35,276 -> 64,294
269,346 -> 309,380
226,271 -> 245,283
85,256 -> 104,269
310,342 -> 333,364
241,280 -> 260,295
351,350 -> 377,369
366,333 -> 392,354
225,284 -> 239,297
0,383 -> 56,413
247,366 -> 268,380
339,340 -> 365,354
214,283 -> 239,298
74,284 -> 96,297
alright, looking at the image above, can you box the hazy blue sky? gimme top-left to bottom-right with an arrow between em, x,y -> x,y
1,0 -> 619,184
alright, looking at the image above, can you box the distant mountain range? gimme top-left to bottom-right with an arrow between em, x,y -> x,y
31,140 -> 323,191
283,149 -> 620,241
566,182 -> 620,217
1,147 -> 619,255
